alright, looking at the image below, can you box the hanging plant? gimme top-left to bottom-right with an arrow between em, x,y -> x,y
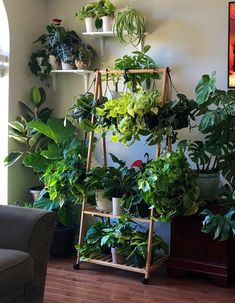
114,6 -> 146,46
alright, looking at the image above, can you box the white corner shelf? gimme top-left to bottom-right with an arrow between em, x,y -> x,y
82,31 -> 148,56
50,69 -> 94,91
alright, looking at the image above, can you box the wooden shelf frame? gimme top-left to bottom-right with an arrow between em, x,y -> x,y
75,68 -> 171,282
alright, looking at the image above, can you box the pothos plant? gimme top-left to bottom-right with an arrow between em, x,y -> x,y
95,88 -> 160,145
138,150 -> 201,222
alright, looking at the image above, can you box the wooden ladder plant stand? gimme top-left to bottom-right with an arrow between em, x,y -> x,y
74,68 -> 171,284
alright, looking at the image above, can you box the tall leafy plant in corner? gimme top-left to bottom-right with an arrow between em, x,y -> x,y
4,86 -> 53,168
195,71 -> 235,186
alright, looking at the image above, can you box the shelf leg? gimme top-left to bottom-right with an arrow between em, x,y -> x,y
144,208 -> 154,280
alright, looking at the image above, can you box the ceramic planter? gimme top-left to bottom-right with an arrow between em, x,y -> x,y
85,17 -> 96,32
29,186 -> 43,202
61,62 -> 74,70
101,16 -> 114,32
96,190 -> 112,212
195,172 -> 220,199
111,247 -> 125,264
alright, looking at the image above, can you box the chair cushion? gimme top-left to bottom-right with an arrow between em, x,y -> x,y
0,248 -> 34,293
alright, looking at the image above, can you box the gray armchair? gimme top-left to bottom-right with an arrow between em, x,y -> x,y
0,205 -> 55,303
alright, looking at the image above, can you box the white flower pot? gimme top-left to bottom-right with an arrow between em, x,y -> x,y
101,16 -> 114,32
49,55 -> 60,70
111,247 -> 125,264
96,190 -> 112,212
85,17 -> 96,32
61,62 -> 73,70
112,197 -> 124,216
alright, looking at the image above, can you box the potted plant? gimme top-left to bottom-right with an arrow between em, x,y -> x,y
114,45 -> 158,90
127,230 -> 169,267
114,6 -> 146,46
75,219 -> 112,260
75,2 -> 99,32
26,117 -> 87,257
100,216 -> 134,264
4,86 -> 53,199
138,150 -> 201,222
95,87 -> 160,145
85,166 -> 113,212
95,0 -> 116,32
177,72 -> 235,199
74,44 -> 95,70
28,49 -> 52,86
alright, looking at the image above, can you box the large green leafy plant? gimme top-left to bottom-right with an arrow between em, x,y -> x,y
24,118 -> 87,226
138,150 -> 201,222
4,86 -> 52,168
95,88 -> 160,145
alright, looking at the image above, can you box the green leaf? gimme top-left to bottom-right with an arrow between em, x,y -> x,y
195,72 -> 216,105
79,119 -> 95,131
4,152 -> 23,167
30,86 -> 43,107
23,152 -> 50,173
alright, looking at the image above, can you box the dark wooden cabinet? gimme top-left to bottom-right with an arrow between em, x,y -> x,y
168,214 -> 235,287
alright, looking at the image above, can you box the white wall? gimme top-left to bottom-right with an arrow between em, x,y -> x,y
3,0 -> 47,204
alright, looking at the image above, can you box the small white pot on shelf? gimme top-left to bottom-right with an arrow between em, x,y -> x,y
85,17 -> 96,32
112,197 -> 124,216
61,62 -> 74,70
101,16 -> 114,32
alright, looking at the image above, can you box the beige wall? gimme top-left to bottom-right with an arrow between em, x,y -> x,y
4,0 -> 47,204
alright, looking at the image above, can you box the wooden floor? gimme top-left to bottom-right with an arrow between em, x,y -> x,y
44,256 -> 235,303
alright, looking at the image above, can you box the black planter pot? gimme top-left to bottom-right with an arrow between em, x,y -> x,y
132,254 -> 146,267
50,224 -> 77,257
174,110 -> 189,130
144,113 -> 159,130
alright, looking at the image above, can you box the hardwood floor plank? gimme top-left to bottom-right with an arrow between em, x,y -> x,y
44,257 -> 235,303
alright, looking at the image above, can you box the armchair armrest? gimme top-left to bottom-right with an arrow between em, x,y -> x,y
0,205 -> 56,303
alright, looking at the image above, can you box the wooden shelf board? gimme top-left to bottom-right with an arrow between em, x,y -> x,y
83,206 -> 151,223
81,254 -> 168,274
